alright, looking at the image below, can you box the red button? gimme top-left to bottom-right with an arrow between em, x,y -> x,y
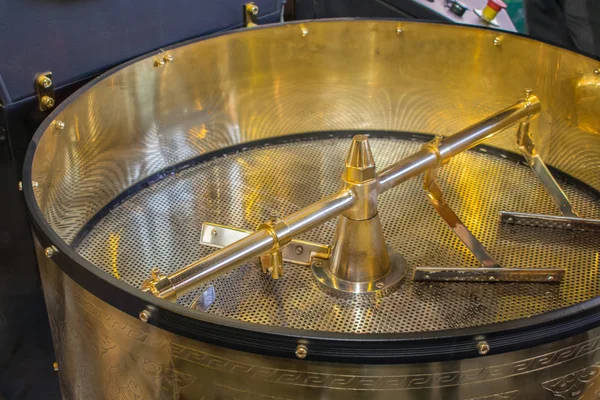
487,0 -> 507,12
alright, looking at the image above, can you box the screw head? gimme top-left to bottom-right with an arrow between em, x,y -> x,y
507,217 -> 514,224
44,246 -> 56,258
295,246 -> 303,255
53,362 -> 59,371
594,68 -> 600,76
54,120 -> 65,130
163,54 -> 174,63
375,282 -> 385,289
295,344 -> 308,359
314,261 -> 323,268
396,27 -> 403,34
139,310 -> 151,323
493,36 -> 502,46
301,28 -> 308,37
38,76 -> 52,89
251,5 -> 259,15
41,96 -> 55,108
154,58 -> 165,67
547,275 -> 554,281
211,229 -> 218,237
477,341 -> 490,355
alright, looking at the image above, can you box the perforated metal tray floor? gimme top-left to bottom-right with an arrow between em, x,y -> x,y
75,135 -> 600,333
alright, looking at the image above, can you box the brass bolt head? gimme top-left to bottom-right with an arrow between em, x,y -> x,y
139,310 -> 151,323
396,27 -> 403,34
493,36 -> 502,46
163,54 -> 174,63
301,27 -> 308,37
295,246 -> 303,255
44,246 -> 56,258
594,68 -> 600,76
54,120 -> 65,130
53,362 -> 59,371
41,96 -> 55,108
154,58 -> 165,67
477,341 -> 490,355
38,75 -> 52,88
295,344 -> 308,359
251,5 -> 259,15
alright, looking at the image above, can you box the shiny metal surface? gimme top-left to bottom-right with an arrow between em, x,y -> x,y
516,121 -> 579,218
413,266 -> 565,282
200,223 -> 330,266
77,137 -> 600,332
147,97 -> 539,298
38,245 -> 600,399
500,211 -> 600,232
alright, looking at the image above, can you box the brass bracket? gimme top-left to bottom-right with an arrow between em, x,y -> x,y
200,222 -> 330,279
244,2 -> 259,27
500,118 -> 600,231
414,138 -> 565,283
34,72 -> 55,111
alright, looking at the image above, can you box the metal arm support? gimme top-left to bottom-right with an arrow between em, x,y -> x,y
142,95 -> 540,300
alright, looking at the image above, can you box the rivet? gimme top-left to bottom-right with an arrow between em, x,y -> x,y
211,229 -> 218,237
54,120 -> 65,130
44,246 -> 57,258
37,75 -> 52,89
53,362 -> 59,371
477,341 -> 490,355
139,310 -> 151,323
41,96 -> 55,108
295,344 -> 308,359
314,261 -> 322,268
493,36 -> 502,46
594,68 -> 600,76
507,217 -> 514,224
295,246 -> 303,255
301,28 -> 308,37
18,181 -> 22,191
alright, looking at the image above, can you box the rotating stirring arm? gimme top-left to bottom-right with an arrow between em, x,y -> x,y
143,93 -> 551,300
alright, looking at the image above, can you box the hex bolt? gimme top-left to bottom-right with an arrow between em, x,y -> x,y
139,310 -> 151,323
295,246 -> 303,255
53,362 -> 59,371
44,246 -> 57,258
295,344 -> 308,359
54,120 -> 65,130
37,75 -> 52,89
41,96 -> 55,108
477,341 -> 490,355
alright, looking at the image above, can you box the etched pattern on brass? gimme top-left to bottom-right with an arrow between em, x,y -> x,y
464,390 -> 520,400
134,355 -> 197,398
542,364 -> 600,399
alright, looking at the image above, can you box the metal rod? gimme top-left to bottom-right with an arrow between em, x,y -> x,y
144,95 -> 541,299
377,96 -> 540,193
145,190 -> 355,299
